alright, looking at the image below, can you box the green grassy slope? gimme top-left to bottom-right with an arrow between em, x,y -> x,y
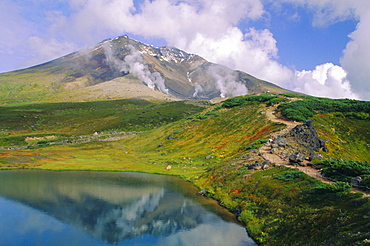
0,94 -> 369,245
0,99 -> 204,148
314,113 -> 370,161
0,68 -> 62,105
123,102 -> 283,164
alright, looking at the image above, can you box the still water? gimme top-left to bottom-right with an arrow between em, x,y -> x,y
0,170 -> 256,246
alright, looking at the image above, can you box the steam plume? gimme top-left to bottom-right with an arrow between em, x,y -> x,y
207,65 -> 248,98
192,82 -> 203,97
103,41 -> 168,94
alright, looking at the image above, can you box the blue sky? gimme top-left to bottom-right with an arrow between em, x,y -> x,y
0,0 -> 368,100
256,8 -> 356,71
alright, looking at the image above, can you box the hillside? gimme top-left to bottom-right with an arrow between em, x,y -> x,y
0,35 -> 369,245
0,93 -> 369,245
0,35 -> 294,105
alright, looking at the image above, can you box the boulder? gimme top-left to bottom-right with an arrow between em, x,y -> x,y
351,176 -> 362,187
262,160 -> 270,170
287,120 -> 327,155
273,137 -> 287,148
247,161 -> 264,170
310,153 -> 324,161
289,153 -> 306,163
247,164 -> 256,170
271,143 -> 279,149
305,120 -> 313,127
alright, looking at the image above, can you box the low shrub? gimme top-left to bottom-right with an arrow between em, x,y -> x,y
266,97 -> 289,106
312,181 -> 351,194
278,97 -> 370,122
275,169 -> 303,181
222,95 -> 276,108
320,159 -> 370,177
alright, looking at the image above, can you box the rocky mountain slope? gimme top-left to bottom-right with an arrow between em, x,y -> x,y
0,35 -> 294,104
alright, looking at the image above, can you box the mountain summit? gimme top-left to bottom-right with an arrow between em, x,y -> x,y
0,35 -> 294,103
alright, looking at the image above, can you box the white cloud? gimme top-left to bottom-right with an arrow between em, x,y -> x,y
27,36 -> 77,66
277,0 -> 370,99
157,221 -> 254,246
340,9 -> 370,100
0,1 -> 24,53
0,1 -> 36,71
184,27 -> 294,86
292,63 -> 358,99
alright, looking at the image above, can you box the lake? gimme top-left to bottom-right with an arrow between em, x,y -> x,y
0,170 -> 256,246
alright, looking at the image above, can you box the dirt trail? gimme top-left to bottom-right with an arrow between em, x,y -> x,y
260,104 -> 333,184
260,103 -> 369,196
265,106 -> 300,135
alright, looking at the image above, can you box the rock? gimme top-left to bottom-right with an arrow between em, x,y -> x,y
298,162 -> 307,167
351,176 -> 362,187
198,189 -> 207,196
273,137 -> 287,148
287,120 -> 327,155
205,155 -> 212,159
289,153 -> 306,163
167,134 -> 175,140
247,164 -> 256,170
271,143 -> 279,149
254,165 -> 263,170
166,165 -> 172,171
247,161 -> 265,170
310,153 -> 324,160
305,120 -> 313,127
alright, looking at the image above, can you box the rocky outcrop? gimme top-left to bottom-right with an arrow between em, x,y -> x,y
273,137 -> 287,148
285,120 -> 327,154
289,152 -> 306,164
264,120 -> 327,165
247,160 -> 270,170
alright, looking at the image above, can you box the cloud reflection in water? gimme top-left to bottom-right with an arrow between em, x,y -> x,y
0,170 -> 256,245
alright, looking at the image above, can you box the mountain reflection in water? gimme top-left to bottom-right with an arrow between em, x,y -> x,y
0,170 -> 256,246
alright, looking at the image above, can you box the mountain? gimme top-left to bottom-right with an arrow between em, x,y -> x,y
0,35 -> 294,104
2,34 -> 369,246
